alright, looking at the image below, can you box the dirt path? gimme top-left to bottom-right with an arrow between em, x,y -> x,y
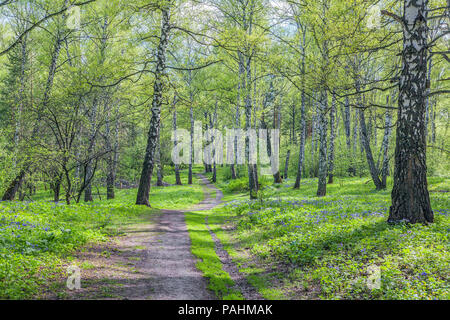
45,174 -> 259,300
131,175 -> 228,300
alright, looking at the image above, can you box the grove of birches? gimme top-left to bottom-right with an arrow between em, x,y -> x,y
0,0 -> 449,300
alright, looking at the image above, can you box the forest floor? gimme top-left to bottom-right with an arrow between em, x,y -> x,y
41,174 -> 258,300
1,170 -> 447,300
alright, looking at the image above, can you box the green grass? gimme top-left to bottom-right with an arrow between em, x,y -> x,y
0,172 -> 204,299
184,174 -> 244,300
206,168 -> 450,300
185,209 -> 244,300
2,164 -> 448,300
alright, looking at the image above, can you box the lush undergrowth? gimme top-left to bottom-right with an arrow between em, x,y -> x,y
210,171 -> 449,300
0,172 -> 203,299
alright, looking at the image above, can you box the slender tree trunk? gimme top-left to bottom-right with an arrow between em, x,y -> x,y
136,7 -> 171,206
316,11 -> 329,197
352,105 -> 358,155
355,77 -> 383,190
211,102 -> 218,183
343,96 -> 355,176
273,102 -> 282,184
294,27 -> 307,189
328,92 -> 336,184
204,112 -> 212,173
344,97 -> 351,151
106,104 -> 119,199
381,102 -> 393,189
231,52 -> 244,180
284,149 -> 290,179
360,108 -> 383,190
173,101 -> 182,186
311,96 -> 317,174
53,174 -> 62,203
358,109 -> 364,155
245,56 -> 257,199
389,0 -> 433,224
294,91 -> 306,189
85,18 -> 109,202
316,89 -> 328,197
188,106 -> 194,184
84,96 -> 98,202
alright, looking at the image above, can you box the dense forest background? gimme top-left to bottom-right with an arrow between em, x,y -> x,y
0,0 -> 448,207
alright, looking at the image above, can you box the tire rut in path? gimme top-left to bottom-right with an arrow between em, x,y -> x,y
196,174 -> 264,300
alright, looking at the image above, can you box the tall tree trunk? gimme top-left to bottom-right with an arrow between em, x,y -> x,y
188,106 -> 194,184
316,89 -> 328,197
343,96 -> 356,176
84,96 -> 98,202
360,107 -> 383,190
355,78 -> 383,190
284,150 -> 290,179
358,109 -> 364,155
173,99 -> 182,186
311,96 -> 317,175
106,104 -> 119,199
328,92 -> 336,184
389,0 -> 433,224
245,56 -> 257,199
343,96 -> 351,150
294,90 -> 306,189
263,77 -> 282,184
136,7 -> 171,206
231,52 -> 244,180
316,13 -> 329,197
211,102 -> 218,183
204,112 -> 212,173
294,26 -> 307,189
273,98 -> 282,184
352,104 -> 358,155
381,101 -> 393,189
85,18 -> 109,202
52,174 -> 62,203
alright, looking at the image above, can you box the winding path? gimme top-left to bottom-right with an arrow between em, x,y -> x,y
135,174 -> 224,300
56,174 -> 260,300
